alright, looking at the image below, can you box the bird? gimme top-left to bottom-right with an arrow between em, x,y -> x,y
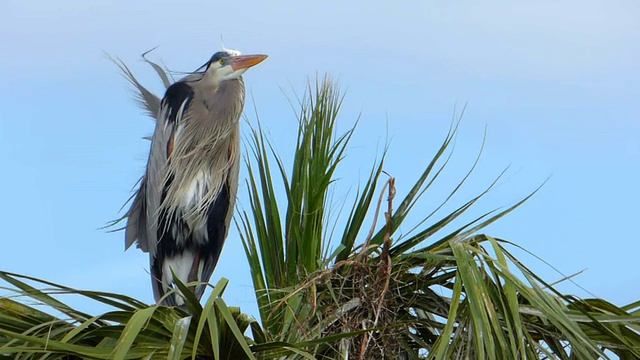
121,49 -> 267,306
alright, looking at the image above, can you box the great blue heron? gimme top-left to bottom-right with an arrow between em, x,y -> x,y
121,49 -> 267,306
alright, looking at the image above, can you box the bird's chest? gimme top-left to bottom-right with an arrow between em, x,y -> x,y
165,167 -> 212,246
176,167 -> 212,213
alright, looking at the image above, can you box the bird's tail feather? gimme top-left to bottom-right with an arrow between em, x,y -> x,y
151,250 -> 217,307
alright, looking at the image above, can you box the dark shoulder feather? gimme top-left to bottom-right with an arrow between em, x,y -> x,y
163,82 -> 195,124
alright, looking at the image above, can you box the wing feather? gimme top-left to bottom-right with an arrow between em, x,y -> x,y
124,181 -> 147,251
146,82 -> 194,255
109,55 -> 161,120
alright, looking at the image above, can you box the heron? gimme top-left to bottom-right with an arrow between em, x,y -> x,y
121,49 -> 267,306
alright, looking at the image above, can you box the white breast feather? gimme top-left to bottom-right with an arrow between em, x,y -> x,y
180,169 -> 210,209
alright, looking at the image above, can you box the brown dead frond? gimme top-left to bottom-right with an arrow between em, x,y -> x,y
266,178 -> 420,359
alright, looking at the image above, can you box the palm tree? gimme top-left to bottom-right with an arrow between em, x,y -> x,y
0,58 -> 638,360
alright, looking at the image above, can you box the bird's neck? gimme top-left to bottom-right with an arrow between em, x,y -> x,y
199,79 -> 243,113
200,73 -> 221,94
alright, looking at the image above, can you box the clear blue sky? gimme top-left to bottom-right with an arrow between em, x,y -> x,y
1,1 -> 638,317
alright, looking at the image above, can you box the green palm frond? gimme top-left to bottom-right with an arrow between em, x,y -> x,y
239,76 -> 640,359
0,271 -> 316,359
238,77 -> 352,338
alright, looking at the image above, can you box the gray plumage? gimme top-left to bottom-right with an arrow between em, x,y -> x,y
118,49 -> 267,306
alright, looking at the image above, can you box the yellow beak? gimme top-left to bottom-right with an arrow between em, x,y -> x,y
230,54 -> 268,71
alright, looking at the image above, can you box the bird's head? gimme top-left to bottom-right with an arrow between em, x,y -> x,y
201,49 -> 267,84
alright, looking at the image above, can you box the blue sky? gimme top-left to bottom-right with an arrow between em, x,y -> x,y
1,0 -> 638,317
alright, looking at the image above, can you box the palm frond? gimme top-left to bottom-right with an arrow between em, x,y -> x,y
0,272 -> 317,359
238,76 -> 640,359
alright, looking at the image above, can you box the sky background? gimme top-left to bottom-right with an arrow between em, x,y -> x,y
1,1 -> 638,317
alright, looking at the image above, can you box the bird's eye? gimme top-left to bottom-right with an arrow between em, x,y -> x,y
219,59 -> 226,65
